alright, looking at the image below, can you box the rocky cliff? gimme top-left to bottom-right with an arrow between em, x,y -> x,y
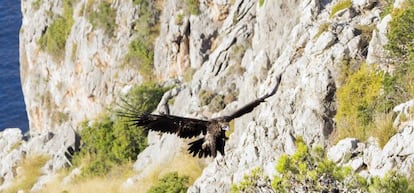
1,0 -> 413,192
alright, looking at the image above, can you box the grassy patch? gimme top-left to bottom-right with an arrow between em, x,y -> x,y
4,155 -> 49,193
125,152 -> 204,192
71,42 -> 77,61
315,22 -> 330,39
330,0 -> 352,18
39,162 -> 137,193
335,64 -> 383,143
372,112 -> 397,148
38,0 -> 74,61
175,13 -> 185,25
185,0 -> 200,15
32,0 -> 42,10
88,1 -> 117,37
258,0 -> 265,7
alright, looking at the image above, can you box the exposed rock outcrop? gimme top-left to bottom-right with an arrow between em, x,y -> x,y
9,0 -> 414,192
328,121 -> 414,178
0,127 -> 78,191
20,0 -> 141,132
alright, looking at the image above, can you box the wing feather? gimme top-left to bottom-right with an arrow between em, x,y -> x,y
122,113 -> 209,138
221,74 -> 282,121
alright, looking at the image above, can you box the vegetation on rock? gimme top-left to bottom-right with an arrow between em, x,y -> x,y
231,167 -> 271,193
3,155 -> 49,193
330,0 -> 352,18
185,0 -> 200,15
335,64 -> 383,143
88,1 -> 117,37
385,0 -> 414,99
258,0 -> 265,7
32,0 -> 42,10
147,172 -> 190,193
231,138 -> 414,192
126,1 -> 161,81
38,0 -> 74,61
335,1 -> 414,146
72,83 -> 168,176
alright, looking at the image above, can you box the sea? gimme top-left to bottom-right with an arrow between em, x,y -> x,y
0,0 -> 29,132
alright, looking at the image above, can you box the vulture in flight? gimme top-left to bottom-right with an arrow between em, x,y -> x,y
120,75 -> 282,158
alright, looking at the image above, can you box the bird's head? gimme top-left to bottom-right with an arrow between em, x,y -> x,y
218,121 -> 230,131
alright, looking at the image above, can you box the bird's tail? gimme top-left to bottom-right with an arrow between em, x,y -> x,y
188,137 -> 225,158
188,138 -> 209,158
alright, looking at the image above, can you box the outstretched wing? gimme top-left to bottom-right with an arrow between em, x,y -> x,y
220,74 -> 282,122
120,113 -> 209,138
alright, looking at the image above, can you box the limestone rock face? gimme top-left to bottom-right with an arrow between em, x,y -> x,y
129,0 -> 393,192
0,128 -> 24,188
0,128 -> 78,191
329,122 -> 414,178
15,0 -> 414,192
20,0 -> 141,133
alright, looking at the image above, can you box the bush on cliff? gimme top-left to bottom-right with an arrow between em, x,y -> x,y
334,1 -> 414,146
38,0 -> 74,61
231,138 -> 414,192
147,172 -> 189,193
88,1 -> 117,37
126,1 -> 161,81
335,64 -> 383,143
73,83 -> 168,176
385,1 -> 414,99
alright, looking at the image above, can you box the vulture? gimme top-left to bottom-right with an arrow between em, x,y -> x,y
119,75 -> 282,158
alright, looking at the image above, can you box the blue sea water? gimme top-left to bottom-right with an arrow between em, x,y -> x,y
0,0 -> 29,132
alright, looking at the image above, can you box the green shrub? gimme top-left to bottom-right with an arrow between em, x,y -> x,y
384,2 -> 414,98
185,0 -> 200,15
38,0 -> 73,61
231,167 -> 271,193
88,1 -> 117,36
271,138 -> 361,192
125,1 -> 161,82
385,1 -> 414,59
330,0 -> 352,18
73,83 -> 168,176
126,39 -> 154,81
335,64 -> 383,142
271,138 -> 414,192
230,138 -> 414,192
368,171 -> 414,193
147,172 -> 189,193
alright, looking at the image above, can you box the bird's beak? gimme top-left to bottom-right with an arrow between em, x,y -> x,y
223,126 -> 230,131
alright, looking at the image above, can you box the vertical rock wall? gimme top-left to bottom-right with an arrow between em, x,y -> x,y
20,0 -> 141,132
17,0 -> 414,192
